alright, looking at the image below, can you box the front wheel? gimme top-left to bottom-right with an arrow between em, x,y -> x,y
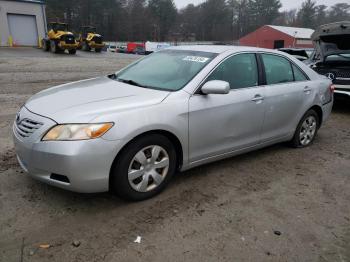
110,134 -> 177,201
95,48 -> 102,53
291,109 -> 320,148
68,49 -> 76,55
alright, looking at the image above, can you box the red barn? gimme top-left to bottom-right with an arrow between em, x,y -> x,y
239,25 -> 314,49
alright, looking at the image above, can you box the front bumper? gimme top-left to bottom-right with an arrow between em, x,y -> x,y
12,107 -> 122,193
334,84 -> 350,97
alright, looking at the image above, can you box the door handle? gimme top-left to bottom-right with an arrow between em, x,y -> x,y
304,86 -> 312,93
251,95 -> 264,102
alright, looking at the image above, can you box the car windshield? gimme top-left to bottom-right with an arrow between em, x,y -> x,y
325,53 -> 350,61
115,49 -> 217,91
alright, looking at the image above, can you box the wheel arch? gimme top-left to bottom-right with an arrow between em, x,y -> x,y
309,105 -> 323,127
109,129 -> 184,187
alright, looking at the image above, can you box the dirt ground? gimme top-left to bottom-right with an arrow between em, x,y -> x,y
0,47 -> 349,262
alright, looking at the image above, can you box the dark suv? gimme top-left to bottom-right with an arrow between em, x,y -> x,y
307,22 -> 350,99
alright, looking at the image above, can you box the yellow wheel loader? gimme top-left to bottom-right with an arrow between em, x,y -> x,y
42,22 -> 78,54
78,26 -> 105,53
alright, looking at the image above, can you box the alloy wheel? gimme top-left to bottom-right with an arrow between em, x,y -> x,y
299,116 -> 317,146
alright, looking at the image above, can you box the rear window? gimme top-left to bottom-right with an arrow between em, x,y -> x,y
292,64 -> 308,82
261,54 -> 294,85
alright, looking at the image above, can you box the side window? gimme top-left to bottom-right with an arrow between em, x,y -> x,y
262,54 -> 294,85
292,64 -> 308,82
206,53 -> 258,89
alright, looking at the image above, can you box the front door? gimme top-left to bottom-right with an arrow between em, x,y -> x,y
189,53 -> 265,163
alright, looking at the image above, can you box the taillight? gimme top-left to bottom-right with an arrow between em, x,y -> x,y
330,84 -> 336,93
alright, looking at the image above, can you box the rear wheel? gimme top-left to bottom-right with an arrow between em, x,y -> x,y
68,49 -> 76,55
110,134 -> 177,201
95,48 -> 102,53
291,109 -> 319,148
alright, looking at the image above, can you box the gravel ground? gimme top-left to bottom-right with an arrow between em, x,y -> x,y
0,47 -> 349,262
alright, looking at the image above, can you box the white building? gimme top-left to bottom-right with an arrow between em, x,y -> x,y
0,0 -> 46,46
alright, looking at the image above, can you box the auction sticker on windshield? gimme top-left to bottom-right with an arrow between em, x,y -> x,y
183,56 -> 210,63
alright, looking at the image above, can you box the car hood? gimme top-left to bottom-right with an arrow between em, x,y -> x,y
25,77 -> 171,123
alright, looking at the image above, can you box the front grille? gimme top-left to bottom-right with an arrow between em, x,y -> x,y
315,69 -> 350,79
336,71 -> 350,78
334,79 -> 350,85
92,36 -> 102,44
61,35 -> 75,44
15,118 -> 43,138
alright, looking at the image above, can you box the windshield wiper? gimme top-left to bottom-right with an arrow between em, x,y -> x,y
117,78 -> 147,88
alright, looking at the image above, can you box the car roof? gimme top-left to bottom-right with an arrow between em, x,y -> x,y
168,45 -> 282,54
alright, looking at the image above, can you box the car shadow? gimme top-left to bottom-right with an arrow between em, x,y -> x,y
2,136 -> 329,252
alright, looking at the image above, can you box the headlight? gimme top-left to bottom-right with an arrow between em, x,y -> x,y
42,123 -> 114,141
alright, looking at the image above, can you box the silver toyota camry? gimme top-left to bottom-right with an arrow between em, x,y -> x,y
13,46 -> 334,201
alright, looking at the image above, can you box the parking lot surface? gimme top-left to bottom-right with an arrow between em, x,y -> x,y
0,48 -> 349,262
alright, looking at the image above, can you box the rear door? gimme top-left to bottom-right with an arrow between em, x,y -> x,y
259,53 -> 311,142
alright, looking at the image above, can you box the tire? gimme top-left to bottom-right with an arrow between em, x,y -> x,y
290,109 -> 320,148
68,49 -> 76,55
110,134 -> 177,201
42,40 -> 49,51
95,48 -> 102,53
50,40 -> 59,53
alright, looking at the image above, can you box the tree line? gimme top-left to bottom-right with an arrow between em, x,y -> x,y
45,0 -> 350,42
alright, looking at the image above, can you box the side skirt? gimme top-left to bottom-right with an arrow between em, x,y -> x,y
181,134 -> 293,172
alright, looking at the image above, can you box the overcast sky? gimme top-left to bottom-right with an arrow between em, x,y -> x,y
174,0 -> 347,10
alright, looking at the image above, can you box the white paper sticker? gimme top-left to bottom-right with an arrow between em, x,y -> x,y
183,56 -> 209,63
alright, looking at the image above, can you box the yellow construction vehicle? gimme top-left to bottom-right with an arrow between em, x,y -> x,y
77,26 -> 105,53
42,22 -> 78,54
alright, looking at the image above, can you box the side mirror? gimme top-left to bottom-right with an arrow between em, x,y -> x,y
201,80 -> 230,95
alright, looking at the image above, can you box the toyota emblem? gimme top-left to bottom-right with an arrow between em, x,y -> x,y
325,73 -> 336,80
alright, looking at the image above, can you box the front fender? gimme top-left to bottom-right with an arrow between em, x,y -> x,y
98,91 -> 190,166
